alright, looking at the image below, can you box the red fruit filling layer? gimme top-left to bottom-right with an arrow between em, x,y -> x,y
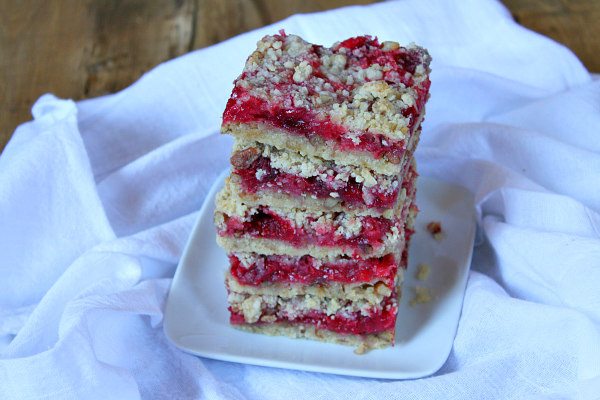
229,296 -> 397,336
224,87 -> 406,162
220,207 -> 396,256
235,156 -> 399,209
230,253 -> 400,286
223,34 -> 430,162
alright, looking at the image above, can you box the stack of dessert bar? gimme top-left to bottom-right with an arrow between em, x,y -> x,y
214,32 -> 431,352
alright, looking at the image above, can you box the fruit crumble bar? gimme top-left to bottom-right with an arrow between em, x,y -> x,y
229,136 -> 419,213
215,32 -> 431,352
222,32 -> 431,175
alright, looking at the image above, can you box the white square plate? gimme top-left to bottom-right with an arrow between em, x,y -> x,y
164,170 -> 476,379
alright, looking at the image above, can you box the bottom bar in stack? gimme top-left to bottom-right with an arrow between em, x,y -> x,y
226,250 -> 407,351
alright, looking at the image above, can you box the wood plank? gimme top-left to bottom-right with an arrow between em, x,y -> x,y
1,1 -> 90,148
82,0 -> 195,97
1,0 -> 599,152
0,0 -> 197,151
502,0 -> 600,72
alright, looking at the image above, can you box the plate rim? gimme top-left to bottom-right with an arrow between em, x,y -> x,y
163,170 -> 476,379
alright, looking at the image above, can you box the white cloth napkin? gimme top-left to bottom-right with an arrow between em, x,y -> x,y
2,0 -> 600,398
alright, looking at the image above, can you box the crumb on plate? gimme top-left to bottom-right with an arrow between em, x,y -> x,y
416,263 -> 430,281
426,221 -> 444,241
409,286 -> 432,306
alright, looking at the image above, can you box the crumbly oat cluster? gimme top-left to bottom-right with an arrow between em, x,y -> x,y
215,32 -> 431,353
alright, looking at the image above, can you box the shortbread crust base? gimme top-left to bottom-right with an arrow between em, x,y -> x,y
233,322 -> 394,353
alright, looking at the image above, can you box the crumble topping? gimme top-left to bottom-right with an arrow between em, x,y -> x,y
334,214 -> 363,239
255,168 -> 267,180
331,81 -> 410,138
240,295 -> 263,323
234,252 -> 263,269
227,266 -> 398,304
293,61 -> 313,83
387,225 -> 401,243
229,33 -> 431,141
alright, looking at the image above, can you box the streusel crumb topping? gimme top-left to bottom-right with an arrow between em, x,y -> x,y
225,33 -> 431,141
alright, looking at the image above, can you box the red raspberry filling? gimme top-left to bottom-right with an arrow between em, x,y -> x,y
230,253 -> 399,286
223,87 -> 406,162
235,156 -> 399,209
229,296 -> 397,336
220,207 -> 396,256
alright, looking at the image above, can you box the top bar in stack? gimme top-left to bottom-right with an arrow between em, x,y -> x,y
222,32 -> 431,177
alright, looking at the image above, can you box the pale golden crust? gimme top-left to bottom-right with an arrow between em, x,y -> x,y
233,322 -> 394,353
224,121 -> 418,176
226,271 -> 403,307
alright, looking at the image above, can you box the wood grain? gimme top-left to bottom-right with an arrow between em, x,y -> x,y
503,0 -> 600,72
1,0 -> 598,152
0,0 -> 197,151
190,0 -> 378,48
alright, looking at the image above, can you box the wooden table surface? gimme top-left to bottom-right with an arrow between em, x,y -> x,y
1,0 -> 598,152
